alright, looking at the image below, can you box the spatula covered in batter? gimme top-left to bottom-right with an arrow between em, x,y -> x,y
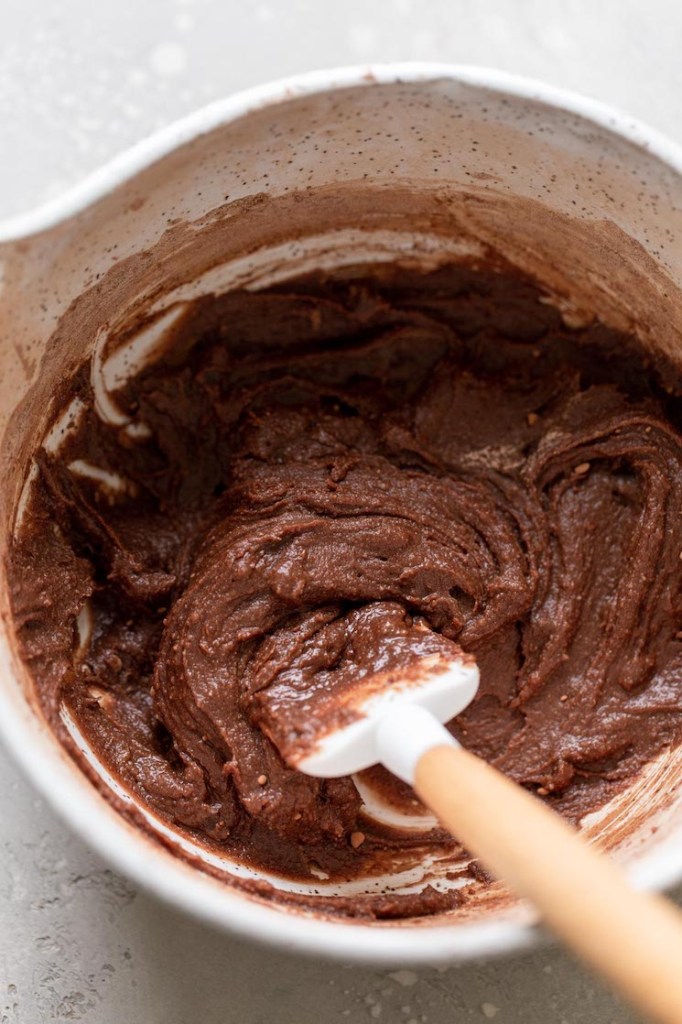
254,606 -> 682,1024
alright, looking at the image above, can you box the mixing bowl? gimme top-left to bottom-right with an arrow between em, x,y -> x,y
1,63 -> 681,963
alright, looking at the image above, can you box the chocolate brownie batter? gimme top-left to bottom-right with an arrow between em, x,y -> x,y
10,262 -> 682,918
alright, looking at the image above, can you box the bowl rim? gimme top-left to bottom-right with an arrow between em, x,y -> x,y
1,61 -> 682,965
2,61 -> 682,244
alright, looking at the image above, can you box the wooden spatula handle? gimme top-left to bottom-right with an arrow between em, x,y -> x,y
415,745 -> 682,1024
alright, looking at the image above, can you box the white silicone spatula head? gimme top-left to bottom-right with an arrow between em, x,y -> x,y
294,657 -> 479,778
248,602 -> 478,782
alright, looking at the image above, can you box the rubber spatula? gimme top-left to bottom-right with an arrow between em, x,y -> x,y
254,628 -> 682,1024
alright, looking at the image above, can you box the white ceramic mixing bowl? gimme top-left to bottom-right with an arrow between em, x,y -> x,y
1,64 -> 682,964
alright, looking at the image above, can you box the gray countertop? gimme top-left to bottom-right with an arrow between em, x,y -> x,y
2,2 -> 681,1021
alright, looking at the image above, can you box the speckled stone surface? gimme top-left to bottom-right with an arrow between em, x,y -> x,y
1,2 -> 682,1021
